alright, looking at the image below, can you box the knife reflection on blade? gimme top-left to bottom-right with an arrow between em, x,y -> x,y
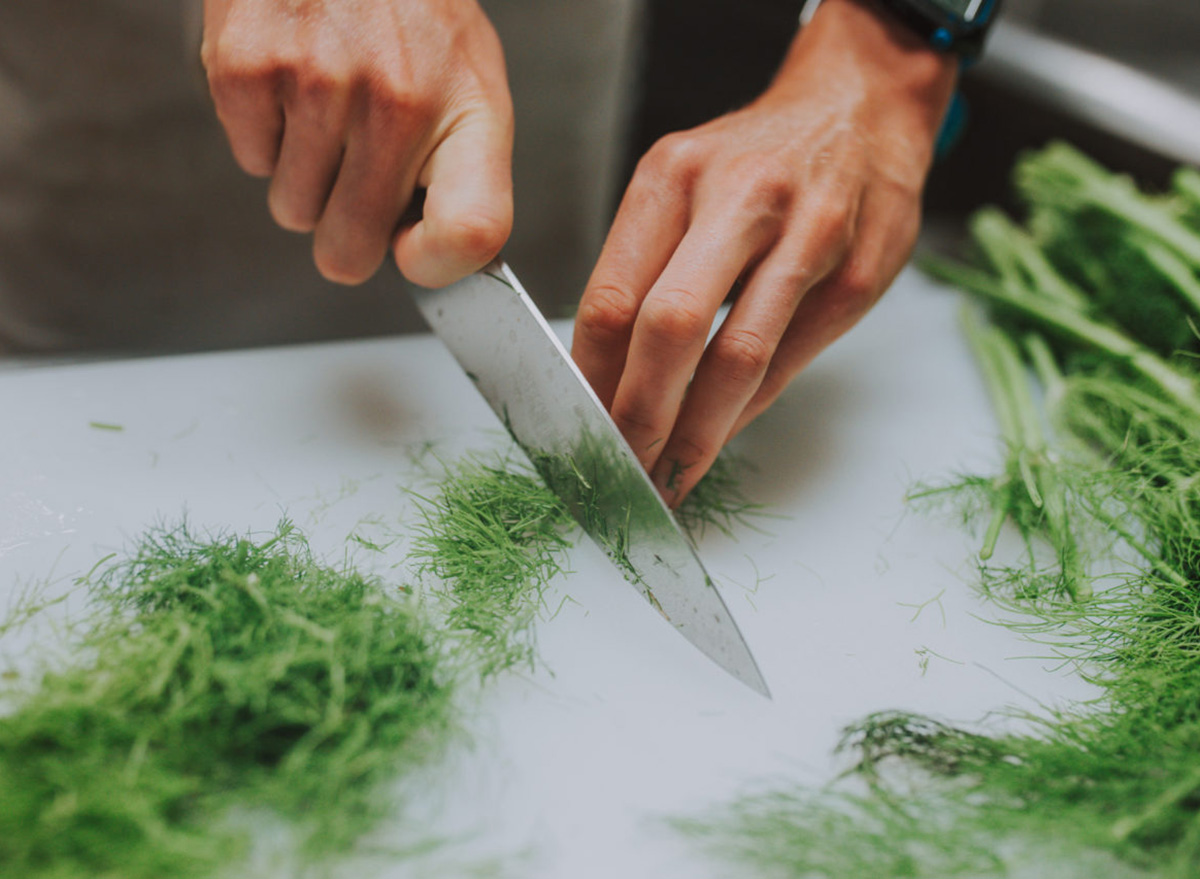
408,260 -> 769,697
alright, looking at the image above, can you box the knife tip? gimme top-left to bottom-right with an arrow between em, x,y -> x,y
709,645 -> 771,699
737,663 -> 773,700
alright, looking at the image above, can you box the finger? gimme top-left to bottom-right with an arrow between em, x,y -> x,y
729,184 -> 920,440
204,31 -> 284,178
209,77 -> 284,177
311,99 -> 425,285
609,203 -> 780,472
393,114 -> 513,288
649,210 -> 852,505
267,82 -> 351,232
572,164 -> 691,408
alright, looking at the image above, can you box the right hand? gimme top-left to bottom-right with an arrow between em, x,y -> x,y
201,0 -> 514,287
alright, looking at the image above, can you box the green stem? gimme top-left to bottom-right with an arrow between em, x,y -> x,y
1173,166 -> 1200,212
970,208 -> 1027,291
928,259 -> 1200,417
992,329 -> 1044,454
1024,333 -> 1067,415
961,307 -> 1021,450
1089,506 -> 1191,592
1030,142 -> 1200,267
1136,237 -> 1200,318
971,207 -> 1089,308
980,484 -> 1009,562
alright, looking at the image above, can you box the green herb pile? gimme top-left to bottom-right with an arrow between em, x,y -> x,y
0,442 -> 760,877
0,522 -> 452,879
677,144 -> 1200,878
410,452 -> 574,678
409,446 -> 764,676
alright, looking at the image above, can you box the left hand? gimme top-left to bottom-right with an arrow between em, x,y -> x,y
571,0 -> 957,506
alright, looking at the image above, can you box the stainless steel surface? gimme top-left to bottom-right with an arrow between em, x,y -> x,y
981,22 -> 1200,167
409,261 -> 769,697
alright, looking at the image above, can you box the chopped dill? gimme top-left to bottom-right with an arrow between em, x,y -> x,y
409,452 -> 574,678
525,429 -> 660,584
672,787 -> 1010,879
0,439 -> 764,876
675,451 -> 768,539
0,521 -> 454,878
408,444 -> 766,677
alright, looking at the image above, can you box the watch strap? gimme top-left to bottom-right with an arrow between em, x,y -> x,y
866,0 -> 1002,60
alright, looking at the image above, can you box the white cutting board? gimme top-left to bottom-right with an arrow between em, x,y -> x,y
0,269 -> 1095,878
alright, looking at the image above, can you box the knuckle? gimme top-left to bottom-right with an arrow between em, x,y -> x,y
440,212 -> 510,265
362,75 -> 437,129
610,401 -> 664,445
668,434 -> 715,470
201,32 -> 237,77
199,37 -> 219,75
711,327 -> 774,384
777,261 -> 822,297
828,261 -> 882,318
205,45 -> 271,97
292,65 -> 346,103
576,283 -> 640,347
731,160 -> 793,216
876,172 -> 924,204
814,198 -> 855,242
790,198 -> 856,265
209,40 -> 354,107
639,292 -> 709,350
641,132 -> 703,182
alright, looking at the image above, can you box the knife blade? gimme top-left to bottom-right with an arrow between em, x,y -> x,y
408,260 -> 769,697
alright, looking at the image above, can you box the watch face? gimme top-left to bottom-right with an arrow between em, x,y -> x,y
933,0 -> 989,22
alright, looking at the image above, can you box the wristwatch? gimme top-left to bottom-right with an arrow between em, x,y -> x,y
866,0 -> 1003,60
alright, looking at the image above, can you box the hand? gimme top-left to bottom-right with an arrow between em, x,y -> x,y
201,0 -> 514,287
572,0 -> 956,506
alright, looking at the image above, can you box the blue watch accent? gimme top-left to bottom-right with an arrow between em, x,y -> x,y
868,0 -> 1003,60
934,90 -> 968,159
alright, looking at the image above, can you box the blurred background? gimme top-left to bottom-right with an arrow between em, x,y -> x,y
1002,0 -> 1200,94
0,1 -> 1196,354
923,0 -> 1200,233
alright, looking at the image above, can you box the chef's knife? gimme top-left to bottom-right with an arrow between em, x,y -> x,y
407,259 -> 769,697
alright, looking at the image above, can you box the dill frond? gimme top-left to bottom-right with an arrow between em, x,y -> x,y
409,452 -> 573,679
0,522 -> 454,878
675,451 -> 769,539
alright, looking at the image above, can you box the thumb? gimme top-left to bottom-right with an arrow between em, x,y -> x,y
394,116 -> 513,288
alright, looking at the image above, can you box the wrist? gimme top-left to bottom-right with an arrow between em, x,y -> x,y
777,0 -> 958,108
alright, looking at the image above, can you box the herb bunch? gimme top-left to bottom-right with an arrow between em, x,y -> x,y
677,144 -> 1200,877
0,522 -> 453,879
